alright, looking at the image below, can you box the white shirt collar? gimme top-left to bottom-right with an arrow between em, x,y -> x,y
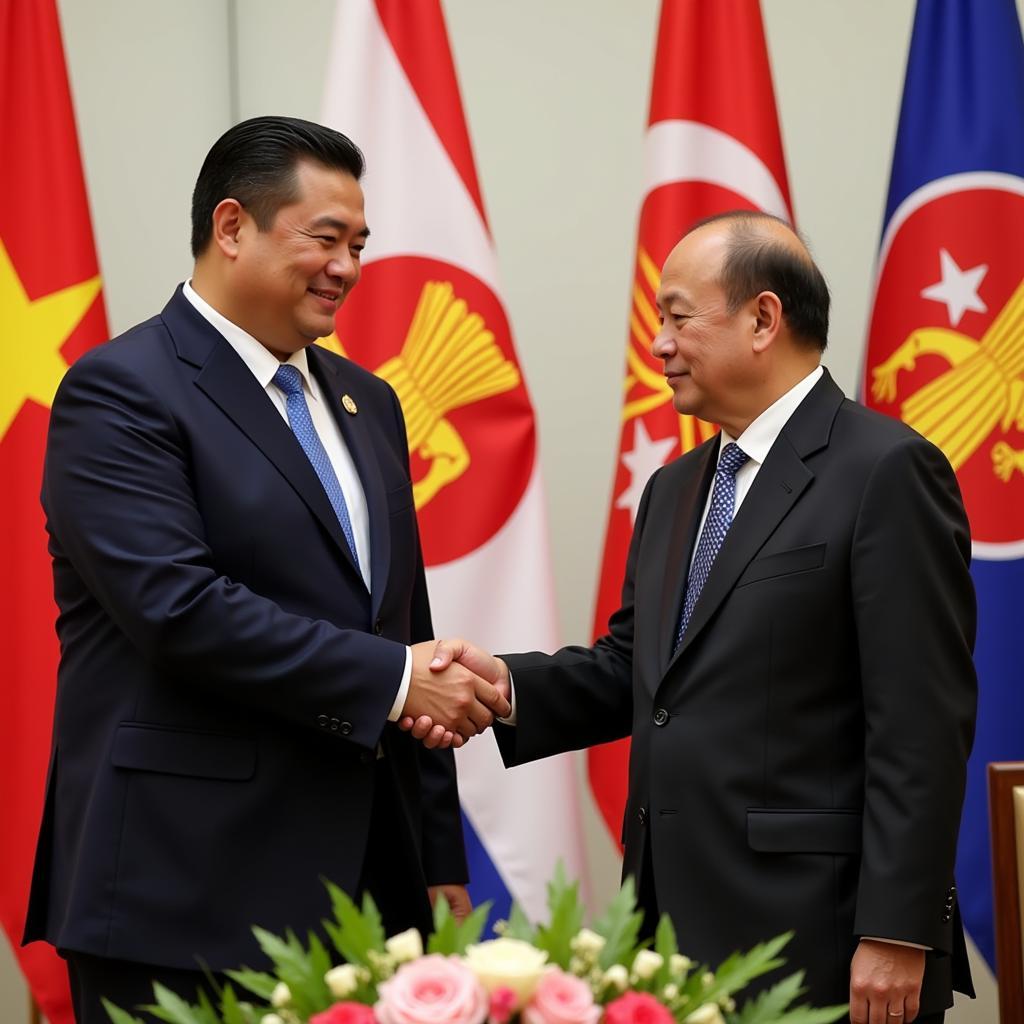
720,365 -> 824,464
182,280 -> 314,394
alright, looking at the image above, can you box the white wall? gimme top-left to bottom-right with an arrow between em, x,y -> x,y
5,1 -> 1013,1019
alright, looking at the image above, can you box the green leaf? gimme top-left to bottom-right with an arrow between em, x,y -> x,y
769,1004 -> 850,1024
652,912 -> 680,989
216,986 -> 252,1024
102,1001 -> 147,1024
223,967 -> 277,999
701,932 -> 791,1003
141,982 -> 219,1024
428,893 -> 460,955
322,879 -> 386,967
592,876 -> 646,969
732,971 -> 806,1024
533,861 -> 585,968
503,901 -> 536,942
455,900 -> 493,952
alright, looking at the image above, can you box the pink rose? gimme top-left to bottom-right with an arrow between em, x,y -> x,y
375,953 -> 489,1024
603,992 -> 675,1024
310,1004 -> 377,1024
489,986 -> 518,1024
522,969 -> 600,1024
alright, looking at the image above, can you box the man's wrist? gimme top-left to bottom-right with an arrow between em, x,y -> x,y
387,647 -> 413,721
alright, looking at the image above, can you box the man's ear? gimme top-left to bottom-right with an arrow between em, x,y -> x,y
751,290 -> 783,353
210,198 -> 245,259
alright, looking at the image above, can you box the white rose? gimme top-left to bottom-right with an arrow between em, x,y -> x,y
685,1003 -> 727,1024
670,953 -> 692,976
270,982 -> 291,1008
602,964 -> 629,992
571,927 -> 606,956
260,1016 -> 285,1024
325,963 -> 362,998
464,937 -> 549,1005
632,949 -> 664,979
385,927 -> 424,963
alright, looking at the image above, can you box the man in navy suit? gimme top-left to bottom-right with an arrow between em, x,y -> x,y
24,116 -> 509,1022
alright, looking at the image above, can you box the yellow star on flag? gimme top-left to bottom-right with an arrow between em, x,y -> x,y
0,236 -> 102,439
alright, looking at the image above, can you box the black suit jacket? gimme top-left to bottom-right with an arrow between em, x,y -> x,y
25,286 -> 466,970
498,370 -> 976,1013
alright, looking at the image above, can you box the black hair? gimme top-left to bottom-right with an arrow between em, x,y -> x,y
190,115 -> 365,257
686,210 -> 830,351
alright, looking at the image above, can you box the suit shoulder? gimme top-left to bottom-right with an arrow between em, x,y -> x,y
834,398 -> 944,458
59,314 -> 173,389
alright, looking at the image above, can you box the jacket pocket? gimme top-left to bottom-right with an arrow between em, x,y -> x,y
110,723 -> 256,781
747,808 -> 861,854
736,542 -> 826,588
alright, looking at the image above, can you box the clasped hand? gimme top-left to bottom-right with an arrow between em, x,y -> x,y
402,640 -> 509,749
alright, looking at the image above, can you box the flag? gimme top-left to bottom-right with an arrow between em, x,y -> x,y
0,0 -> 108,1018
588,0 -> 793,845
862,0 -> 1024,975
320,0 -> 589,924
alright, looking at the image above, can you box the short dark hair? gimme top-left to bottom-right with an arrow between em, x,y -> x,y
190,115 -> 365,257
686,210 -> 831,351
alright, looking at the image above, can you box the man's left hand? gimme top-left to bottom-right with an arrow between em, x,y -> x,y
428,884 -> 473,923
849,938 -> 925,1024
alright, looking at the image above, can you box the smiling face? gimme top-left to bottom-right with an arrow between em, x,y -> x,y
227,159 -> 368,358
652,224 -> 762,435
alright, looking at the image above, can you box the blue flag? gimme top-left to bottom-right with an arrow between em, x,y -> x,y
863,0 -> 1024,972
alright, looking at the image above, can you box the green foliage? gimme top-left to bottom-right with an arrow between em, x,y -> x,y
731,970 -> 848,1024
590,875 -> 646,969
532,861 -> 585,968
427,892 -> 492,954
503,900 -> 537,942
103,1001 -> 147,1024
321,880 -> 386,967
700,932 -> 791,1004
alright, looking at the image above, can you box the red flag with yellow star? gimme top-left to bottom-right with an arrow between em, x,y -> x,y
588,0 -> 793,846
0,0 -> 107,1017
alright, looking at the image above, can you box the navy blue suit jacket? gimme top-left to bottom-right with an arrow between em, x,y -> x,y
25,286 -> 465,970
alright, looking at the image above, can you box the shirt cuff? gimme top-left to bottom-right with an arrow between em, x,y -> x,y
862,937 -> 931,950
498,665 -> 517,725
387,647 -> 413,722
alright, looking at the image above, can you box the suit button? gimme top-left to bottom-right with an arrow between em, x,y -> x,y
329,717 -> 341,731
638,807 -> 648,826
317,714 -> 329,728
340,721 -> 353,736
941,913 -> 951,923
653,708 -> 669,727
949,886 -> 957,896
374,620 -> 384,636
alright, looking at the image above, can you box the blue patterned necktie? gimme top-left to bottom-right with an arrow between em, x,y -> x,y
273,364 -> 360,569
675,441 -> 750,649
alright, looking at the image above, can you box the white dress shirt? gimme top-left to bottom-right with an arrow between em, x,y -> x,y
182,282 -> 412,720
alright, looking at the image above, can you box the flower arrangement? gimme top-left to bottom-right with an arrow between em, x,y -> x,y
104,867 -> 847,1024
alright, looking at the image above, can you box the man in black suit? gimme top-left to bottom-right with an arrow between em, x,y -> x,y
25,116 -> 509,1022
419,213 -> 977,1024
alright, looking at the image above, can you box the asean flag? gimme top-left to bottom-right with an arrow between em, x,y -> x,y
320,0 -> 590,923
588,0 -> 793,847
862,0 -> 1024,980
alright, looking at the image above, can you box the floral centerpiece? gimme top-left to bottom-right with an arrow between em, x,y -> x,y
104,867 -> 847,1024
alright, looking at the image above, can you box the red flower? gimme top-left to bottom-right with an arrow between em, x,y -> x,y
603,992 -> 674,1024
310,1002 -> 378,1024
489,986 -> 518,1024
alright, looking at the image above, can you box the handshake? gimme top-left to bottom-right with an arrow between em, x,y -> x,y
401,639 -> 510,749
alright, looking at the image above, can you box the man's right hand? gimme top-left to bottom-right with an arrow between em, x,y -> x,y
404,641 -> 511,748
401,639 -> 511,749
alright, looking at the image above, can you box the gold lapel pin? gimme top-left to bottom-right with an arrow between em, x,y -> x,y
342,394 -> 358,415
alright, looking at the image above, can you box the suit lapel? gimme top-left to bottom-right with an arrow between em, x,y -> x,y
664,370 -> 844,674
308,346 -> 391,619
163,289 -> 364,581
655,440 -> 718,682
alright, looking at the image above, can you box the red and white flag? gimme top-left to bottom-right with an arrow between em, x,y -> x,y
0,0 -> 108,1018
321,0 -> 589,921
588,0 -> 794,846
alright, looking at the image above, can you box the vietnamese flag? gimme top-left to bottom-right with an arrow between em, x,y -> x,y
588,0 -> 793,845
0,0 -> 108,1019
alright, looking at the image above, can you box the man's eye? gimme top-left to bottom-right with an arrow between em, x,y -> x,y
317,235 -> 337,244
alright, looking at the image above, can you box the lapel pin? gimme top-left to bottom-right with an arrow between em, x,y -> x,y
342,394 -> 358,415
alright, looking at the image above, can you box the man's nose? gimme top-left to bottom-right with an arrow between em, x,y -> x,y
651,324 -> 674,359
327,253 -> 359,283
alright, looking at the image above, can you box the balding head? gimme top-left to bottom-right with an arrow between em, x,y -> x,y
683,211 -> 830,351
